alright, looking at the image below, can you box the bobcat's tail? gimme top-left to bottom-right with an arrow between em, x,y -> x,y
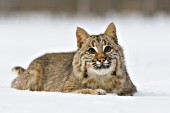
11,66 -> 27,90
12,66 -> 26,77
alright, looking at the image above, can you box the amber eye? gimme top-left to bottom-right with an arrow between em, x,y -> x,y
88,48 -> 96,54
104,46 -> 112,53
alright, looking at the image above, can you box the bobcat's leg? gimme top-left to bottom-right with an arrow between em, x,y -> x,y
62,76 -> 107,95
117,74 -> 137,96
73,89 -> 107,95
28,68 -> 42,91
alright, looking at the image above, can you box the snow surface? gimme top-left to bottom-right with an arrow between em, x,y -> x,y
0,13 -> 170,113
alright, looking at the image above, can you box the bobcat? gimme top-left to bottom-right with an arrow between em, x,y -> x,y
11,23 -> 137,96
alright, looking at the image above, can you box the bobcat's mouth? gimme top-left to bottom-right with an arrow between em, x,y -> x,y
92,61 -> 111,69
95,63 -> 110,69
89,60 -> 116,75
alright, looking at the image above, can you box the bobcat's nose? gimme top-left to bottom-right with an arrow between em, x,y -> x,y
98,57 -> 106,63
97,53 -> 106,63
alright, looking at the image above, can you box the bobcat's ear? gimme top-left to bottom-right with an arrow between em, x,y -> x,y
76,27 -> 90,48
104,23 -> 118,43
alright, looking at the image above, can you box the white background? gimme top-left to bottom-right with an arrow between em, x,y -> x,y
0,13 -> 170,113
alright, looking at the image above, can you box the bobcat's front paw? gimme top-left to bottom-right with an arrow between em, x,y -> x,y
73,89 -> 107,95
94,89 -> 107,95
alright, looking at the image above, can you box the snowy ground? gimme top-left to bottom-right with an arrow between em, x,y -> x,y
0,13 -> 170,113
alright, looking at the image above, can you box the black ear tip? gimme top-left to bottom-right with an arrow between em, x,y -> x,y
76,27 -> 81,30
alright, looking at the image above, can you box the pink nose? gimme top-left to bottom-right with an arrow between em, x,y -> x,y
98,57 -> 106,63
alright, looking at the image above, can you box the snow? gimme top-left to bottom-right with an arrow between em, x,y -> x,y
0,13 -> 170,113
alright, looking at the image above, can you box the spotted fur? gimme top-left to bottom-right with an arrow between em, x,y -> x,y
11,23 -> 137,96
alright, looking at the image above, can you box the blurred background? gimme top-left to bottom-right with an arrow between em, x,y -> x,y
0,0 -> 170,15
0,0 -> 170,95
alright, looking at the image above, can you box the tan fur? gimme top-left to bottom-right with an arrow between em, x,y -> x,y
11,23 -> 137,96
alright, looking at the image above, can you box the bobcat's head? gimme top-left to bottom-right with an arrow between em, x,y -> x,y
73,23 -> 125,78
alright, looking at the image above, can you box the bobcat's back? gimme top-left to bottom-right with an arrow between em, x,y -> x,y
12,52 -> 76,91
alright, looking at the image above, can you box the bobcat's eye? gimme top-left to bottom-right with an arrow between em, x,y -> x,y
88,48 -> 96,54
104,46 -> 112,53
